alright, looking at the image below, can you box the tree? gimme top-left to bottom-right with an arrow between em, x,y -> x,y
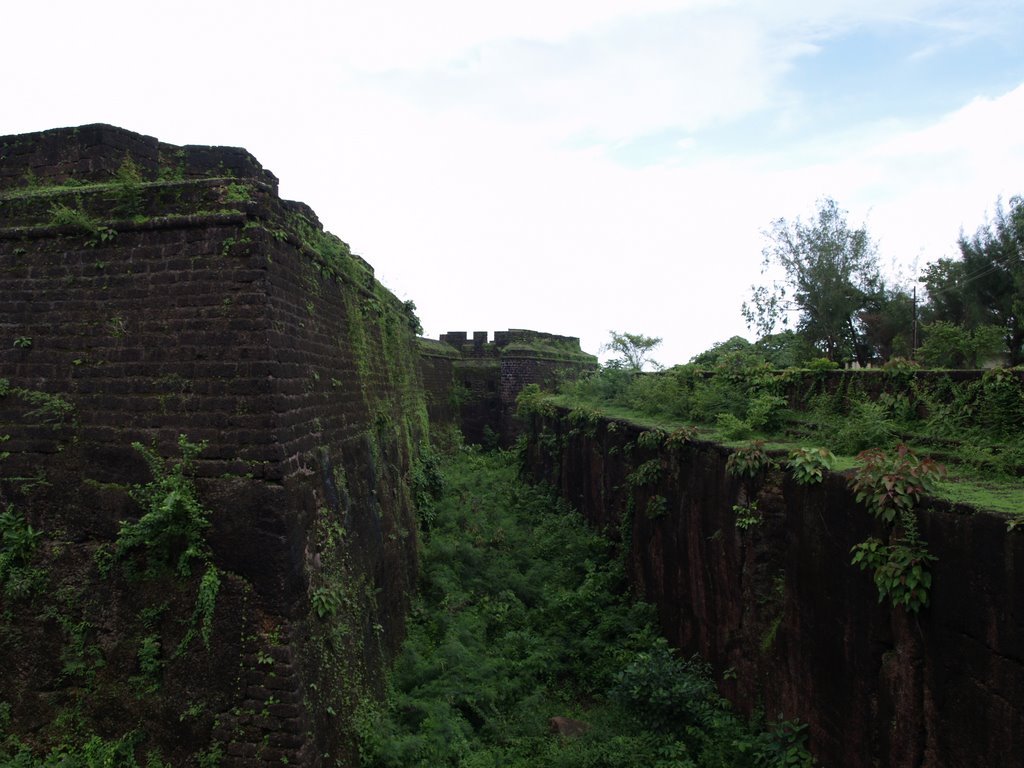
916,321 -> 1006,368
602,331 -> 662,372
689,336 -> 756,367
920,195 -> 1024,365
753,330 -> 818,368
743,198 -> 882,365
858,286 -> 915,362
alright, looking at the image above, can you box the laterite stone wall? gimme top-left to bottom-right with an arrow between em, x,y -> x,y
420,329 -> 596,445
524,408 -> 1024,768
0,125 -> 426,766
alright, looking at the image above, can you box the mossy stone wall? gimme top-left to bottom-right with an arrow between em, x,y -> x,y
0,125 -> 426,766
524,407 -> 1024,768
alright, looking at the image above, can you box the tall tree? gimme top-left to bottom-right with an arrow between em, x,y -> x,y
859,287 -> 915,362
743,198 -> 881,364
920,195 -> 1024,364
602,331 -> 662,372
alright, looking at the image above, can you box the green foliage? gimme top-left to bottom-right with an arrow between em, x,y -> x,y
609,643 -> 718,733
753,719 -> 815,768
689,336 -> 757,367
743,197 -> 882,365
726,442 -> 775,480
921,195 -> 1024,364
0,731 -> 171,767
848,445 -> 944,611
516,383 -> 555,420
832,399 -> 897,455
132,633 -> 164,695
0,506 -> 45,600
108,435 -> 221,650
114,155 -> 145,216
47,203 -> 116,246
851,534 -> 936,612
732,502 -> 762,530
358,450 -> 811,768
119,436 -> 213,578
12,337 -> 32,350
567,406 -> 604,439
716,412 -> 753,440
917,322 -> 1006,369
627,458 -> 663,488
222,182 -> 251,203
603,331 -> 663,372
746,394 -> 787,433
312,585 -> 346,620
410,446 -> 446,531
646,495 -> 669,520
803,358 -> 839,371
401,300 -> 424,335
2,386 -> 75,429
189,565 -> 221,651
848,445 -> 945,525
786,448 -> 835,485
665,426 -> 698,448
636,429 -> 667,450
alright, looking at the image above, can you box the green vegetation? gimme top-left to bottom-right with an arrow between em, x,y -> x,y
357,448 -> 814,767
47,202 -> 117,246
104,436 -> 220,651
848,445 -> 944,611
743,197 -> 891,365
0,505 -> 45,600
555,352 -> 1023,519
0,731 -> 173,768
602,331 -> 663,372
919,195 -> 1024,365
542,329 -> 1022,610
742,194 -> 1023,368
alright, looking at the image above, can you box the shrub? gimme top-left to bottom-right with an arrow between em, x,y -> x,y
726,441 -> 775,479
786,447 -> 835,485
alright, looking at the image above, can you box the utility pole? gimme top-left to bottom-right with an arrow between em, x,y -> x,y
912,284 -> 918,358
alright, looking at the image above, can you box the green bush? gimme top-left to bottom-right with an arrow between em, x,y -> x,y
358,450 -> 810,767
833,400 -> 897,455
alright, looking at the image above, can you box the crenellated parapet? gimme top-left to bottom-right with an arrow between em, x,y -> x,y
420,329 -> 596,445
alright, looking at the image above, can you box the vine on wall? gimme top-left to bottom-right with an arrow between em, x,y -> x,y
848,445 -> 945,612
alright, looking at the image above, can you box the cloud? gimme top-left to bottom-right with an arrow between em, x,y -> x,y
2,0 -> 1021,366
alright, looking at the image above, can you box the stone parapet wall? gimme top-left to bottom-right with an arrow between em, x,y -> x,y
420,330 -> 596,446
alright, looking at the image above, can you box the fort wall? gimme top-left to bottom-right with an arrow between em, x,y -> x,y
0,125 -> 425,766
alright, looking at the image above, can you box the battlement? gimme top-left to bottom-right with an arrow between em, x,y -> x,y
421,330 -> 596,445
437,329 -> 587,359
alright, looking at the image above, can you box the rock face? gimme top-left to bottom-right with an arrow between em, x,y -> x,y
0,125 -> 426,765
524,408 -> 1024,768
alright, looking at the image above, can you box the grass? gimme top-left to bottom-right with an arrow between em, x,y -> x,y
550,366 -> 1024,520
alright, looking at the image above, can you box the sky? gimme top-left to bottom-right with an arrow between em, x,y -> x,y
3,1 -> 1023,365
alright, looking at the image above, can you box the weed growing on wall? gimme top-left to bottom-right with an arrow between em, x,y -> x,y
726,441 -> 776,480
104,435 -> 221,650
786,448 -> 836,485
848,445 -> 945,611
0,505 -> 45,600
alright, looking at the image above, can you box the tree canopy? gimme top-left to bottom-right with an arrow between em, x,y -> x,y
743,197 -> 883,365
920,195 -> 1024,365
602,331 -> 662,372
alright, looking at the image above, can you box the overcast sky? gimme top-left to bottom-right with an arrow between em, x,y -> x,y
4,1 -> 1023,364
